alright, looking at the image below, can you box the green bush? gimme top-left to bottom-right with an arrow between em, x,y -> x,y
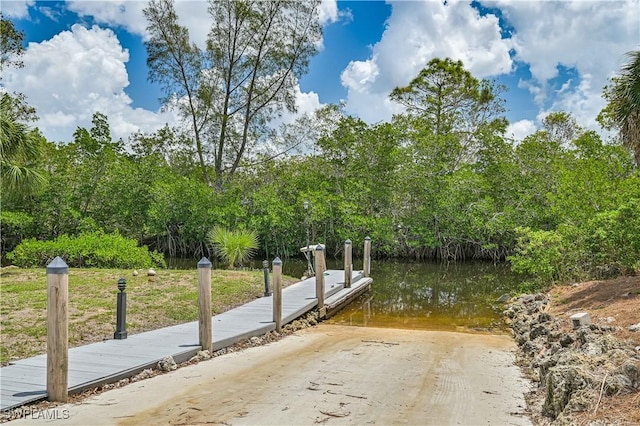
509,199 -> 640,284
509,227 -> 564,284
0,210 -> 37,255
6,231 -> 166,268
208,226 -> 258,268
588,199 -> 640,275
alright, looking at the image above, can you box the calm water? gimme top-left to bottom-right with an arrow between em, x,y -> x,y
328,259 -> 523,332
167,257 -> 524,332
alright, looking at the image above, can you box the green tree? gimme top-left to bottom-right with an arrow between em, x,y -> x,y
1,13 -> 24,71
388,58 -> 508,259
0,94 -> 44,194
600,50 -> 640,165
542,111 -> 581,146
390,57 -> 507,164
0,17 -> 42,195
144,0 -> 322,189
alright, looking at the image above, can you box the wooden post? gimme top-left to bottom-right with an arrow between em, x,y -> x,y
363,236 -> 371,278
197,257 -> 212,353
315,245 -> 326,310
344,239 -> 352,288
272,257 -> 283,333
46,257 -> 68,403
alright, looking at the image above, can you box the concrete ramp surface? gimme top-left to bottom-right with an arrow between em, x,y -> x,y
14,325 -> 533,425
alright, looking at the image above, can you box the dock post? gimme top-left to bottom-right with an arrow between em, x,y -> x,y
363,236 -> 371,278
272,257 -> 283,333
315,245 -> 326,311
46,257 -> 69,403
197,257 -> 212,353
344,239 -> 352,288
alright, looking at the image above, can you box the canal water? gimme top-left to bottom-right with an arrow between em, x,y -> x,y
167,257 -> 525,333
327,260 -> 523,333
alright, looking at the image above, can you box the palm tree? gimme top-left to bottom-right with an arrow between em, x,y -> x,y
0,93 -> 44,194
610,50 -> 640,166
208,226 -> 259,268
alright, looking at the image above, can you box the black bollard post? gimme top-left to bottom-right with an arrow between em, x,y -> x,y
114,278 -> 128,339
263,260 -> 272,296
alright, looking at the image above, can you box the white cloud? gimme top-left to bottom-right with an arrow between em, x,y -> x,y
340,0 -> 513,124
66,0 -> 337,49
489,0 -> 639,129
506,119 -> 537,142
538,74 -> 607,134
3,24 -> 172,142
318,0 -> 339,26
341,58 -> 380,92
338,0 -> 638,135
1,0 -> 34,18
66,0 -> 210,46
3,1 -> 335,144
66,1 -> 148,35
269,86 -> 323,129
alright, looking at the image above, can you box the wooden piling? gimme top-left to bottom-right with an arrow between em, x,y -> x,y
272,257 -> 283,333
46,257 -> 69,402
344,239 -> 352,288
363,236 -> 371,278
197,257 -> 212,353
315,245 -> 326,310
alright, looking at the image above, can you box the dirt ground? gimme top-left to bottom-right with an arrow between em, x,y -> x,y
547,275 -> 640,348
10,326 -> 532,426
542,275 -> 640,425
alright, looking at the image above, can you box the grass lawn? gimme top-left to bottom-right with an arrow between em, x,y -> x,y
0,266 -> 297,365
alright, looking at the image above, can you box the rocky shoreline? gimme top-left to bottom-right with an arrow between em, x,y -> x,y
504,294 -> 640,425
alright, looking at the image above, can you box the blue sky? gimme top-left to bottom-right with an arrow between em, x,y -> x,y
2,1 -> 638,143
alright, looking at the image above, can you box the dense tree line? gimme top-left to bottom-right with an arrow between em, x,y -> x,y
1,11 -> 638,284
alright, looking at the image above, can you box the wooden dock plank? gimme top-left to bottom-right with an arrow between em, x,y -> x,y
0,269 -> 371,411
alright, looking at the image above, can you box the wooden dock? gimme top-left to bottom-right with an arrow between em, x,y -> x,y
0,269 -> 372,411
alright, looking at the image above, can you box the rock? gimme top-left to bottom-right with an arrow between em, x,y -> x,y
629,322 -> 640,332
147,268 -> 157,276
198,350 -> 211,359
543,365 -> 592,418
582,342 -> 603,356
537,312 -> 553,323
619,359 -> 640,389
189,350 -> 211,363
496,293 -> 511,303
522,340 -> 543,357
605,373 -> 633,396
559,333 -> 574,347
132,368 -> 154,381
530,323 -> 550,340
519,294 -> 536,303
133,270 -> 139,276
157,356 -> 177,372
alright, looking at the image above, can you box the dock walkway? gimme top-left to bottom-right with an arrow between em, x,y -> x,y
0,270 -> 372,411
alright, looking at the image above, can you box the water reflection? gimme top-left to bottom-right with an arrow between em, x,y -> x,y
166,256 -> 523,333
327,260 -> 523,333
